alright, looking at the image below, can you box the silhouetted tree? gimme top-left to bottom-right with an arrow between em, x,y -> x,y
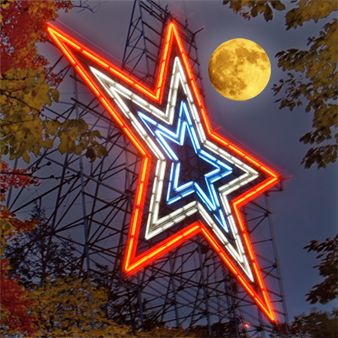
291,236 -> 338,338
305,235 -> 338,305
6,205 -> 81,287
289,235 -> 338,337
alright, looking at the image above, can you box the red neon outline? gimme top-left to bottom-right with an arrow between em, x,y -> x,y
47,20 -> 280,322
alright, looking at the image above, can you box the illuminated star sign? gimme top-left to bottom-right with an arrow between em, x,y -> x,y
139,101 -> 233,233
47,20 -> 280,322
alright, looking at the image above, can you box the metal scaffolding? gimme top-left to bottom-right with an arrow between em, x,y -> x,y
6,1 -> 288,337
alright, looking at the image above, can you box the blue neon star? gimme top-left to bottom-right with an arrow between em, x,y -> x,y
138,101 -> 233,232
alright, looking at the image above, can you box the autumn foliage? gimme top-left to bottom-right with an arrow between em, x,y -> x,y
0,160 -> 39,335
0,161 -> 38,195
31,277 -> 132,336
0,0 -> 72,73
0,161 -> 39,254
0,259 -> 36,335
0,0 -> 106,162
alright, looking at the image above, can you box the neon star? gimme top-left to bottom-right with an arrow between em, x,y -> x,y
139,101 -> 233,233
47,20 -> 281,322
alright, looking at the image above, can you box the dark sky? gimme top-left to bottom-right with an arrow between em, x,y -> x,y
58,0 -> 337,319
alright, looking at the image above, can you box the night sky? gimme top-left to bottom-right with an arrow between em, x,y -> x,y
57,0 -> 337,319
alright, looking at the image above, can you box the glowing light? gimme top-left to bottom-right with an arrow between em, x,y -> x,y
47,20 -> 280,323
90,61 -> 259,276
138,101 -> 233,232
243,322 -> 250,329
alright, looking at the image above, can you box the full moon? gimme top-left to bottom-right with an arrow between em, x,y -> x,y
208,38 -> 271,101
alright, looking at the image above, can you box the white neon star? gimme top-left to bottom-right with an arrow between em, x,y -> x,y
90,58 -> 259,281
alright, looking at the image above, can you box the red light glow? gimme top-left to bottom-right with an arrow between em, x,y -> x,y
47,20 -> 280,323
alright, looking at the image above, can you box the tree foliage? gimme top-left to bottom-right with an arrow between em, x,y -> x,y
0,0 -> 106,162
274,17 -> 337,168
0,162 -> 38,336
304,235 -> 338,305
288,235 -> 338,337
223,0 -> 338,168
6,214 -> 81,288
284,0 -> 337,29
0,259 -> 36,335
0,160 -> 38,255
31,277 -> 132,337
223,0 -> 286,21
291,309 -> 338,338
0,1 -> 107,333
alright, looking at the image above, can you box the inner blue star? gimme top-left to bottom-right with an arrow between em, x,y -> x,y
138,101 -> 233,232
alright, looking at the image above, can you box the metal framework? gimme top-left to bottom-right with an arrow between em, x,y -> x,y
6,1 -> 288,336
